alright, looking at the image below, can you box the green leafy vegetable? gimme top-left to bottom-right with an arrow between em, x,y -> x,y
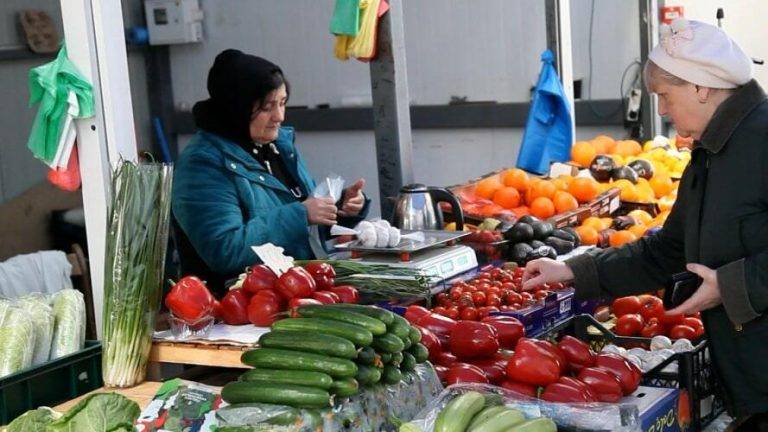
5,407 -> 59,432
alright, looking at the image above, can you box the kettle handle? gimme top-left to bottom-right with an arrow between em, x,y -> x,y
427,187 -> 464,231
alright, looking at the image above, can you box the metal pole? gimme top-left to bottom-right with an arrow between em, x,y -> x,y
60,0 -> 138,336
369,0 -> 414,219
639,0 -> 664,138
545,0 -> 575,137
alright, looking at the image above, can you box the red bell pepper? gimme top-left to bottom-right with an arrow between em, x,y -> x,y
251,289 -> 284,307
434,365 -> 449,382
211,299 -> 222,320
506,338 -> 561,386
303,261 -> 336,290
219,288 -> 250,325
481,315 -> 525,349
415,313 -> 457,348
595,353 -> 642,395
404,305 -> 431,324
247,293 -> 281,327
311,291 -> 340,304
165,276 -> 214,323
328,285 -> 359,304
540,381 -> 594,403
414,325 -> 441,361
445,363 -> 489,385
577,367 -> 624,403
529,339 -> 567,373
275,267 -> 316,299
288,297 -> 322,317
500,380 -> 539,398
449,321 -> 500,360
469,358 -> 507,384
558,376 -> 597,402
241,265 -> 278,295
557,335 -> 597,373
434,351 -> 458,367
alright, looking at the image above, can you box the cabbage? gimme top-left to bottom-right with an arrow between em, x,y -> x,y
17,294 -> 55,365
50,289 -> 86,359
5,407 -> 60,432
0,306 -> 37,377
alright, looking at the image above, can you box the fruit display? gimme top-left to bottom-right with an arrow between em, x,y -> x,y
220,305 -> 430,408
572,210 -> 668,248
609,295 -> 705,340
502,215 -> 581,264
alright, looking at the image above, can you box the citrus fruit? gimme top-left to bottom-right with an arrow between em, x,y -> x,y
575,226 -> 599,245
553,191 -> 579,213
475,177 -> 503,199
492,187 -> 521,209
568,177 -> 600,203
609,230 -> 638,247
571,141 -> 597,167
530,197 -> 556,219
502,169 -> 531,192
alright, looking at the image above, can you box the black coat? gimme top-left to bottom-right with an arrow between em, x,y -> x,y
567,79 -> 768,416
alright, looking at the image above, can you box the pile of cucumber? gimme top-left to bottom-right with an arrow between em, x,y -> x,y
221,304 -> 429,409
400,391 -> 557,432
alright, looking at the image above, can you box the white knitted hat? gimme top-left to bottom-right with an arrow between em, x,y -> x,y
648,18 -> 752,89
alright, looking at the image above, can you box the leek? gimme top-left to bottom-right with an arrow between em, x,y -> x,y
102,161 -> 172,387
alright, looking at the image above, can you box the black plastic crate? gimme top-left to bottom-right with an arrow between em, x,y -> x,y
0,340 -> 102,425
538,314 -> 725,431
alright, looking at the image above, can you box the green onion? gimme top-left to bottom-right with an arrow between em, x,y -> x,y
102,161 -> 172,387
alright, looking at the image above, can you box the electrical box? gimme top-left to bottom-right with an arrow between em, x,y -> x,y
144,0 -> 203,45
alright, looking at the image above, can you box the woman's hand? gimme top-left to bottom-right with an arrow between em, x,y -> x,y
303,197 -> 338,226
338,178 -> 366,217
667,263 -> 722,315
522,258 -> 575,291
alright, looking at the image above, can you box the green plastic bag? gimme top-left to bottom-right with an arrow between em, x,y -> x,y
27,45 -> 94,165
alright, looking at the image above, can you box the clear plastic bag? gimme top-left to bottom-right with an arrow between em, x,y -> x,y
311,173 -> 345,202
16,293 -> 55,365
50,288 -> 86,359
0,306 -> 37,377
403,383 -> 642,432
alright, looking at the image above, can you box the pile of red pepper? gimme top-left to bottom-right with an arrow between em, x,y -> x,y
164,262 -> 359,328
431,266 -> 569,320
611,295 -> 704,340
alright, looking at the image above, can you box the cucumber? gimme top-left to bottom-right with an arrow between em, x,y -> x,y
372,333 -> 405,353
401,352 -> 417,371
296,305 -> 387,335
468,409 -> 525,432
221,381 -> 331,408
240,368 -> 333,389
390,351 -> 404,366
330,377 -> 359,397
388,314 -> 412,340
508,418 -> 557,432
434,391 -> 486,432
357,346 -> 376,365
383,364 -> 403,384
259,330 -> 357,359
380,352 -> 392,363
241,348 -> 357,378
355,364 -> 382,385
216,404 -> 300,426
322,304 -> 395,326
271,317 -> 373,347
408,343 -> 429,363
408,326 -> 422,344
466,406 -> 508,431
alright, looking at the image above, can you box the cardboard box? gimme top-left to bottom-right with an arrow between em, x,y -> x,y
623,386 -> 684,432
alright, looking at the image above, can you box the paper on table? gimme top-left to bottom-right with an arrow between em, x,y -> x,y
153,323 -> 269,346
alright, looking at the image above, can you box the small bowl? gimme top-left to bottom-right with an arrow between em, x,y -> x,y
168,313 -> 215,339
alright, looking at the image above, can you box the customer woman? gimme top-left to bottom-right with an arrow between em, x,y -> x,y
172,49 -> 370,293
522,20 -> 767,430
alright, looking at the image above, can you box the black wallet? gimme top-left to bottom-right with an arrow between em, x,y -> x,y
663,271 -> 704,309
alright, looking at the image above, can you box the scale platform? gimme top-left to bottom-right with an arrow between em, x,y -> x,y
351,245 -> 478,286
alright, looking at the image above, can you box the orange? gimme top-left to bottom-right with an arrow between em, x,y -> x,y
553,191 -> 579,213
530,197 -> 556,219
532,180 -> 557,200
629,224 -> 648,238
568,177 -> 600,203
627,209 -> 653,225
571,141 -> 597,167
658,195 -> 676,212
492,187 -> 521,209
575,226 -> 599,245
592,135 -> 616,154
502,169 -> 531,192
609,230 -> 638,247
551,178 -> 569,191
614,140 -> 642,157
475,177 -> 503,199
582,216 -> 609,231
619,184 -> 639,202
650,174 -> 674,198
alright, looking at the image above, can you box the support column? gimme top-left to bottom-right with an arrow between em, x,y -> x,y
545,0 -> 575,135
639,0 -> 665,138
369,0 -> 414,219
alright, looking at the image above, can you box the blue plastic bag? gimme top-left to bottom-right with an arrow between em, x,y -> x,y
516,50 -> 573,175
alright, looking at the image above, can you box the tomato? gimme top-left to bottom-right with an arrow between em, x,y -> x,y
638,295 -> 665,321
460,307 -> 478,321
275,267 -> 316,299
670,324 -> 697,340
615,314 -> 644,337
505,292 -> 523,305
311,291 -> 339,304
486,293 -> 502,308
640,317 -> 665,338
611,296 -> 641,317
682,317 -> 704,333
534,290 -> 551,301
520,292 -> 534,302
472,292 -> 487,306
477,306 -> 499,319
445,363 -> 489,385
487,287 -> 502,297
490,268 -> 503,279
445,307 -> 460,320
247,294 -> 280,326
499,305 -> 512,312
450,286 -> 464,300
328,285 -> 359,304
660,312 -> 685,326
432,306 -> 447,316
241,265 -> 278,295
449,321 -> 499,359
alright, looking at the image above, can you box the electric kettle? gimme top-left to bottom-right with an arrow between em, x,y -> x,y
391,184 -> 464,231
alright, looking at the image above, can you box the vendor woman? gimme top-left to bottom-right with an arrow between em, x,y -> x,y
172,49 -> 370,293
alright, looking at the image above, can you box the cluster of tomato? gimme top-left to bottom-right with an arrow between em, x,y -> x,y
431,266 -> 568,321
611,295 -> 704,340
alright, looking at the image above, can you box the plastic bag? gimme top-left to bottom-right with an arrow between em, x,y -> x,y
0,306 -> 37,377
403,383 -> 642,432
50,288 -> 86,359
16,293 -> 55,365
47,144 -> 81,191
308,173 -> 346,258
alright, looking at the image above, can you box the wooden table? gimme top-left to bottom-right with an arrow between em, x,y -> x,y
149,341 -> 251,368
53,381 -> 162,413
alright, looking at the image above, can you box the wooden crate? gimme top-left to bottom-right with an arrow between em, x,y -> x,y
149,341 -> 251,369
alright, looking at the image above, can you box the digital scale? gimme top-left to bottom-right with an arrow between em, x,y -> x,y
351,245 -> 478,286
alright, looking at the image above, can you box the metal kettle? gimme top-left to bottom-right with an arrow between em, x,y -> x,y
391,184 -> 464,231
